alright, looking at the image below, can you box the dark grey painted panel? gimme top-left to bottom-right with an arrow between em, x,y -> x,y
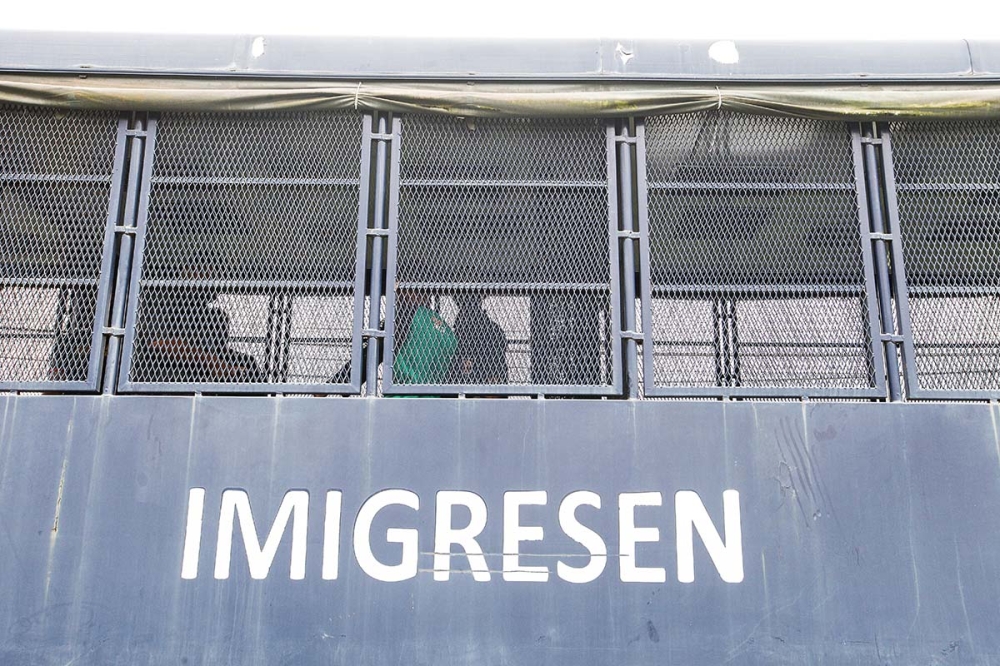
1,397 -> 999,664
0,32 -> 991,81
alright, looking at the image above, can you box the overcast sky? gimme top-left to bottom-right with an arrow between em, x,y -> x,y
4,0 -> 1000,40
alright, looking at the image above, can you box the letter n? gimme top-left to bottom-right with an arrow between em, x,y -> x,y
675,489 -> 743,583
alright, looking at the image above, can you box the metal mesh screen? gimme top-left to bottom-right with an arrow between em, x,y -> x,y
642,111 -> 877,394
889,120 -> 1000,393
388,116 -> 615,393
124,111 -> 365,390
0,105 -> 118,386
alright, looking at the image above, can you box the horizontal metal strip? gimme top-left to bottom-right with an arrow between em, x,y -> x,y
383,382 -> 618,396
646,385 -> 882,398
0,380 -> 95,392
896,182 -> 1000,191
0,277 -> 99,286
0,330 -> 59,339
119,381 -> 360,394
650,340 -> 867,349
139,279 -> 355,289
650,283 -> 864,295
906,284 -> 1000,296
0,173 -> 112,183
150,176 -> 361,186
907,386 -> 1000,402
913,342 -> 1000,349
226,335 -> 353,345
648,340 -> 716,348
400,179 -> 606,188
395,281 -> 610,292
648,181 -> 854,191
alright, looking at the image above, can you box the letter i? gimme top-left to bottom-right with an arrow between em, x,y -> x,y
323,491 -> 343,580
181,488 -> 206,580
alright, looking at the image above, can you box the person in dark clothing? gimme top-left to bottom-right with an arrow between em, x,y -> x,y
449,293 -> 509,386
137,286 -> 264,384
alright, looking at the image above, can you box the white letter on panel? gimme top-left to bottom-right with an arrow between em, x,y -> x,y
181,487 -> 206,580
503,491 -> 549,582
433,491 -> 491,582
557,491 -> 607,584
322,491 -> 343,580
676,489 -> 744,583
214,489 -> 309,581
619,492 -> 666,583
353,489 -> 420,582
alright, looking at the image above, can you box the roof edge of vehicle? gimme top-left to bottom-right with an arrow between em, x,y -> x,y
2,32 -> 1000,83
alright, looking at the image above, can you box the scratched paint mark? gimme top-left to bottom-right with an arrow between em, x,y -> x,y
990,403 -> 1000,469
799,404 -> 842,534
43,455 -> 70,603
901,436 -> 922,640
774,431 -> 810,528
954,537 -> 976,655
51,458 -> 68,535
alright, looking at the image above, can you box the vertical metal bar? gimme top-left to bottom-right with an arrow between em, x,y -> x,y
279,293 -> 293,382
102,116 -> 146,394
265,294 -> 280,381
381,116 -> 404,393
850,124 -> 888,397
605,123 -> 625,396
723,300 -> 734,386
862,123 -> 902,401
729,299 -> 742,386
633,121 -> 658,396
879,124 -> 919,397
348,114 -> 376,393
53,285 -> 70,345
365,115 -> 390,396
712,298 -> 724,387
617,122 -> 639,399
87,115 -> 130,391
116,115 -> 158,393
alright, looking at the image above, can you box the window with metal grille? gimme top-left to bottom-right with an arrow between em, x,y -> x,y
0,105 -> 120,389
638,111 -> 881,397
887,120 -> 1000,396
384,116 -> 620,395
120,111 -> 367,392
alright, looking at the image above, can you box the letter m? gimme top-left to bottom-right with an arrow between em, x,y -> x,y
214,489 -> 309,580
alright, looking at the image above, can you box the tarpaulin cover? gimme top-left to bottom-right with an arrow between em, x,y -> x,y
2,74 -> 1000,119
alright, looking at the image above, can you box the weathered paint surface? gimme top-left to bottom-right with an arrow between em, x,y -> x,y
1,396 -> 999,664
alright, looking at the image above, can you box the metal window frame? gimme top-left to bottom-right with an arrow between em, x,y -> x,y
117,112 -> 372,394
880,123 -> 1000,401
381,116 -> 624,397
636,118 -> 887,399
0,112 -> 128,392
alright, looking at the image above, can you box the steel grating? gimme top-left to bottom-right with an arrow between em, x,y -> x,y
888,120 -> 1000,394
122,111 -> 366,391
0,105 -> 119,387
640,111 -> 878,395
385,116 -> 618,394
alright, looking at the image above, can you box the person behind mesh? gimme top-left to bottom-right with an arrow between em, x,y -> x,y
448,293 -> 508,386
139,286 -> 264,384
329,291 -> 454,387
137,247 -> 264,384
